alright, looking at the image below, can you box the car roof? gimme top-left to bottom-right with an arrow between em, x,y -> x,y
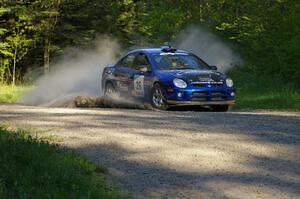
128,48 -> 189,55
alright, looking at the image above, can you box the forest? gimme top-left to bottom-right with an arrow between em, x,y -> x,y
0,0 -> 299,109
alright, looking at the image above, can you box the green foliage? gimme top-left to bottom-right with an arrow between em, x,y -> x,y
6,34 -> 32,62
0,2 -> 36,84
0,8 -> 10,57
229,67 -> 300,111
0,60 -> 9,84
0,85 -> 33,103
210,0 -> 300,87
139,1 -> 186,44
0,125 -> 126,199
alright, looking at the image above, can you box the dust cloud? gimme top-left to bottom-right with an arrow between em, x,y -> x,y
174,26 -> 242,72
22,37 -> 121,106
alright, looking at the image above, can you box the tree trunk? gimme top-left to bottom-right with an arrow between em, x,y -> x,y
12,48 -> 17,86
43,37 -> 50,74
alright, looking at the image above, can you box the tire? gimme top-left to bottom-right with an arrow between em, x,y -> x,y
211,105 -> 229,112
150,84 -> 169,110
104,82 -> 118,99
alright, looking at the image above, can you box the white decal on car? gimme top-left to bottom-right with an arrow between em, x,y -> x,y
134,75 -> 144,96
160,52 -> 188,55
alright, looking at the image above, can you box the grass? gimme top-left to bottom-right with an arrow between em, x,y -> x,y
229,68 -> 300,111
0,124 -> 126,199
0,85 -> 33,103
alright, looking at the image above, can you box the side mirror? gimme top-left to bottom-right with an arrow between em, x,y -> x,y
139,65 -> 150,73
210,65 -> 218,70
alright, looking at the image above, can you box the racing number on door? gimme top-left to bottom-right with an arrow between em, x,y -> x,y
134,75 -> 144,96
136,80 -> 142,90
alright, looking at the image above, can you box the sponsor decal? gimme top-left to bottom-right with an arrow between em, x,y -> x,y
133,75 -> 145,96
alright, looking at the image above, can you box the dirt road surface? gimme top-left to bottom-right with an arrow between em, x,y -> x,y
1,104 -> 299,199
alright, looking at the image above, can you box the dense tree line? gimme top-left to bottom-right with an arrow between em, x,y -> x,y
0,0 -> 299,87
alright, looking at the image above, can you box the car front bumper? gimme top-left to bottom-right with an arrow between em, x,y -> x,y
167,100 -> 235,106
165,86 -> 236,106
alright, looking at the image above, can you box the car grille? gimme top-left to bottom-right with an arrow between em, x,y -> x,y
192,90 -> 227,101
211,91 -> 224,95
193,91 -> 209,95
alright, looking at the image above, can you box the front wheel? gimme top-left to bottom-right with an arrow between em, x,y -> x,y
150,84 -> 169,110
211,105 -> 229,112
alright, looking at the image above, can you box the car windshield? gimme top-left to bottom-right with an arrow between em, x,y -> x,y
152,53 -> 210,70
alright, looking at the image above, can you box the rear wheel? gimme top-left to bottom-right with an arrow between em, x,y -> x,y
211,105 -> 229,112
150,84 -> 169,110
104,82 -> 118,99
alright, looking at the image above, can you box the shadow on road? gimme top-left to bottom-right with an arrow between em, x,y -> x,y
0,105 -> 299,198
76,142 -> 300,198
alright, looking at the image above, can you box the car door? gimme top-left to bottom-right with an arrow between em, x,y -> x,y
114,53 -> 137,94
130,53 -> 152,100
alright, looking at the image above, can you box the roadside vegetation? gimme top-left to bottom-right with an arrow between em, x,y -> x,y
0,85 -> 33,103
230,68 -> 300,111
0,1 -> 299,111
0,125 -> 126,199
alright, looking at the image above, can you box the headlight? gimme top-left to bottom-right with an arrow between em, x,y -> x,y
173,78 -> 187,88
226,78 -> 234,87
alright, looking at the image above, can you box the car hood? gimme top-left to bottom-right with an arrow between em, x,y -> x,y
160,69 -> 226,83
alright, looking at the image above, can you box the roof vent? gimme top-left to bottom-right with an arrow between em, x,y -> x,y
161,46 -> 177,52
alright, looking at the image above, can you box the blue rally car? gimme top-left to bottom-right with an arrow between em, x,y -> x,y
102,46 -> 235,111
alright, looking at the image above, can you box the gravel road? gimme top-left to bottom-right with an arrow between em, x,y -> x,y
1,104 -> 300,199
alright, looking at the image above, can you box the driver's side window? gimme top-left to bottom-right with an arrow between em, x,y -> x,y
117,53 -> 136,68
132,53 -> 151,71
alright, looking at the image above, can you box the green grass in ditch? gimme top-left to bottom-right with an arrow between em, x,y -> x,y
0,125 -> 126,199
0,85 -> 33,103
229,68 -> 300,111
